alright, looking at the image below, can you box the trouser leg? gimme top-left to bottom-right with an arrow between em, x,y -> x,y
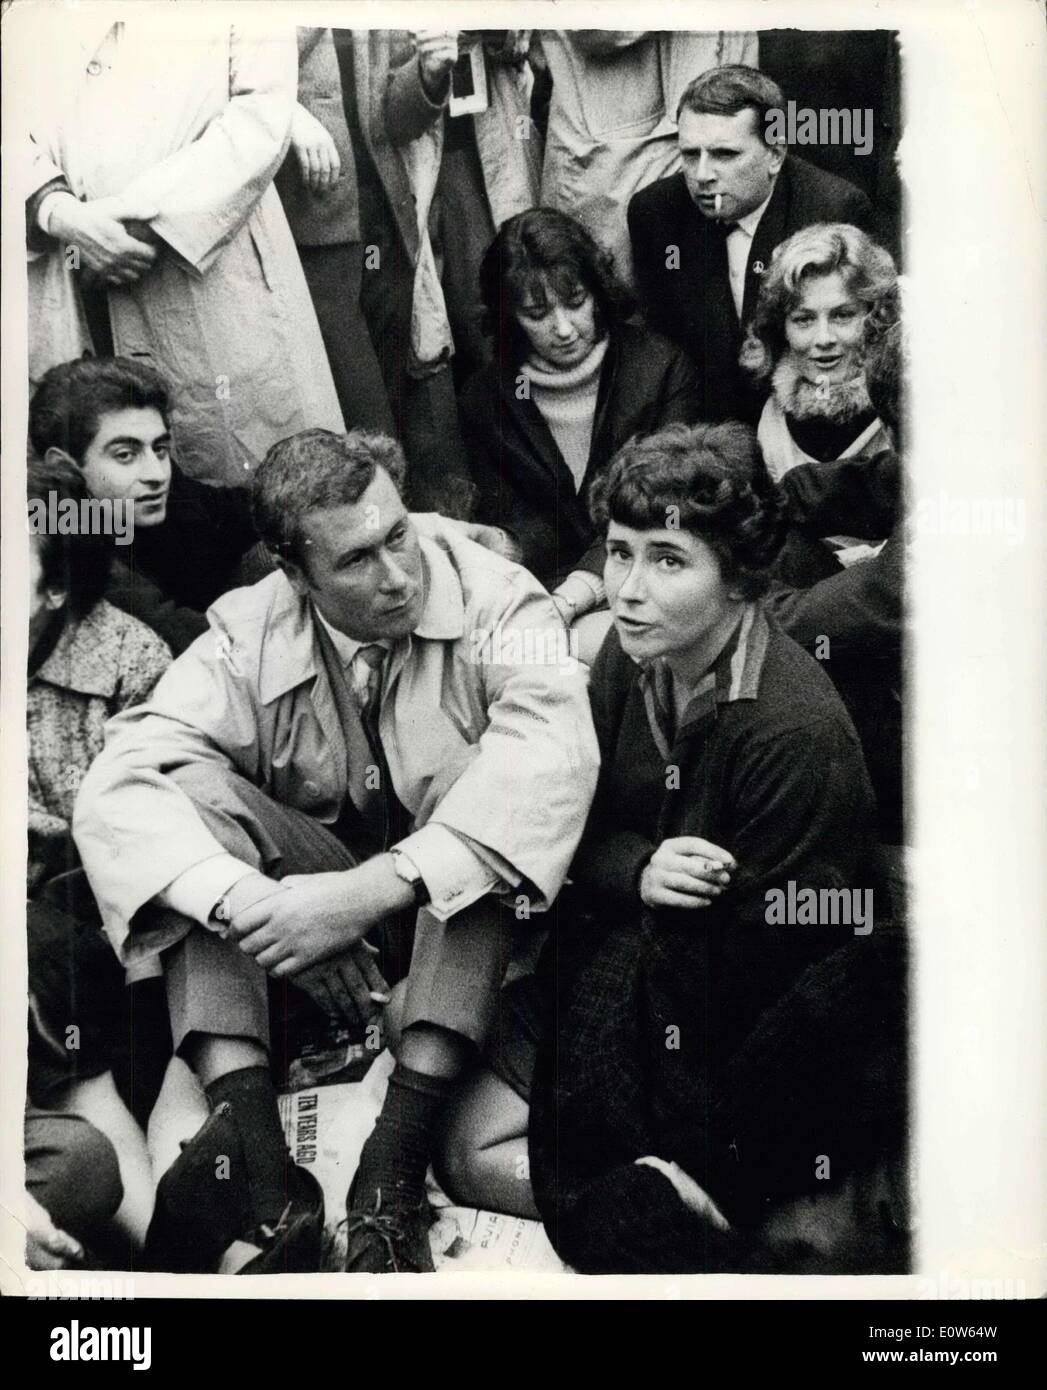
156,764 -> 362,1058
398,899 -> 516,1050
156,764 -> 513,1066
357,213 -> 473,517
432,140 -> 495,389
299,241 -> 397,436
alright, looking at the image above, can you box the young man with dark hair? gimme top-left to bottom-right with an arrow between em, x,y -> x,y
30,357 -> 262,655
73,428 -> 599,1274
628,64 -> 875,422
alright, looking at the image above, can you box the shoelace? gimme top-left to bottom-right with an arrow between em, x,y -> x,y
343,1189 -> 423,1273
248,1201 -> 294,1248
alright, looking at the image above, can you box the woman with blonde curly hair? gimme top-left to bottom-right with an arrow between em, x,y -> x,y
741,223 -> 900,582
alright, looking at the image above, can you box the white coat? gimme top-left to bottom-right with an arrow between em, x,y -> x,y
25,15 -> 344,484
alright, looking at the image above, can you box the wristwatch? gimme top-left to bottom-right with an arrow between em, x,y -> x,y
209,893 -> 233,934
390,850 -> 430,907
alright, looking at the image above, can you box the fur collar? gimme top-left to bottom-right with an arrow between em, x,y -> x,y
771,354 -> 874,423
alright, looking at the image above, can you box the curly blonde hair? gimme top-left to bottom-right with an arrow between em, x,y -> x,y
740,224 -> 900,382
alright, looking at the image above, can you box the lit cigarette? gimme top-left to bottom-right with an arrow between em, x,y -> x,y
714,193 -> 723,217
369,991 -> 391,1004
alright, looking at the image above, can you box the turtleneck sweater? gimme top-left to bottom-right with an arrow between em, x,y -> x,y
521,337 -> 609,491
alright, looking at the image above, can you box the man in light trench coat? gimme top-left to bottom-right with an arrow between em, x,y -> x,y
73,428 -> 600,1274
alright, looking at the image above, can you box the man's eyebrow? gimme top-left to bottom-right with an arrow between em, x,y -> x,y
102,432 -> 171,450
681,141 -> 741,154
334,513 -> 408,564
101,436 -> 146,450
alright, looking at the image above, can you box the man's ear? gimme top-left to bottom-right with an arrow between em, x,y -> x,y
43,445 -> 80,472
766,141 -> 787,179
273,552 -> 310,597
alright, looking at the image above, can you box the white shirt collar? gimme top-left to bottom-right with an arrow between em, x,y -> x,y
731,190 -> 774,240
314,607 -> 390,669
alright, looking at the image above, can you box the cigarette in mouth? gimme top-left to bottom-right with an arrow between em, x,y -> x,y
714,193 -> 723,216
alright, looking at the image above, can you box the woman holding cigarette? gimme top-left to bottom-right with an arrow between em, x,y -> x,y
436,424 -> 884,1269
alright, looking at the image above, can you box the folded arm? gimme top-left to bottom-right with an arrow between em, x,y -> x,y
118,24 -> 297,273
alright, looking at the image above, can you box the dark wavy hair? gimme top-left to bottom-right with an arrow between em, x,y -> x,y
478,207 -> 634,366
27,455 -> 113,619
29,356 -> 171,464
677,64 -> 785,143
252,429 -> 408,573
589,423 -> 785,599
740,224 -> 900,383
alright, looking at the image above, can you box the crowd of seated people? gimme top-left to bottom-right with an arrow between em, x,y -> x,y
22,24 -> 908,1277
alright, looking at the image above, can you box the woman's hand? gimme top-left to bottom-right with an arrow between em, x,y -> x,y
464,523 -> 523,564
552,571 -> 603,625
639,835 -> 735,911
290,104 -> 341,194
25,1191 -> 84,1271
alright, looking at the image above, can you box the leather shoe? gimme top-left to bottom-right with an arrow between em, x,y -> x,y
343,1174 -> 435,1273
238,1166 -> 325,1274
145,1104 -> 325,1274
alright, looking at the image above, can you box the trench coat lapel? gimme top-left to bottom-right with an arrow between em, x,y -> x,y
254,577 -> 349,771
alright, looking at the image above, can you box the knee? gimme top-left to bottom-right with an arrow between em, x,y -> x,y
79,1126 -> 124,1221
434,1114 -> 482,1206
26,1114 -> 123,1235
382,980 -> 408,1055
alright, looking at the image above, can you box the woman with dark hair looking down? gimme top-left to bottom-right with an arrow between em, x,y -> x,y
460,207 -> 701,658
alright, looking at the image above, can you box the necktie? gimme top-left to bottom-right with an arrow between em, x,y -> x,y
346,645 -> 387,840
349,644 -> 385,714
710,218 -> 738,239
708,218 -> 742,324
